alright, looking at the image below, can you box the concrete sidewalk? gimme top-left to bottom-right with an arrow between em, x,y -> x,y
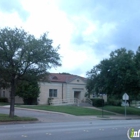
79,103 -> 122,115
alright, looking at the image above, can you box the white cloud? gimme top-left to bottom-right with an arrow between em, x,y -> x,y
1,0 -> 140,77
21,0 -> 90,75
0,12 -> 24,28
21,0 -> 73,41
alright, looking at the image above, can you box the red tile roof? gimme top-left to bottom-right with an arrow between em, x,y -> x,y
49,73 -> 86,83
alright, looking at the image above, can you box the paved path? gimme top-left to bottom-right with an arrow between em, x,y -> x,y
79,102 -> 122,115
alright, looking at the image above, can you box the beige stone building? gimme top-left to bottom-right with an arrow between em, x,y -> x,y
0,73 -> 87,105
38,73 -> 87,105
0,87 -> 23,104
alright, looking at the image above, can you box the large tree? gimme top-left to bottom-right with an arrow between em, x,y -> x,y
87,48 -> 139,98
16,70 -> 40,105
0,27 -> 61,117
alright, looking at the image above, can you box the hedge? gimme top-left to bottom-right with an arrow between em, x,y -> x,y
0,97 -> 8,102
91,98 -> 104,107
107,99 -> 121,106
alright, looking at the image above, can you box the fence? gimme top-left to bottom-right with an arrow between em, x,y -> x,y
49,98 -> 80,106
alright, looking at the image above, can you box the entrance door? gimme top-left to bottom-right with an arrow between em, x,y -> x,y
74,91 -> 81,99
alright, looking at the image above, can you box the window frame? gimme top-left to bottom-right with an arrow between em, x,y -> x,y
49,89 -> 57,97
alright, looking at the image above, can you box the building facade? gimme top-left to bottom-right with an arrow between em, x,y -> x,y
0,73 -> 87,105
0,87 -> 23,104
38,73 -> 87,104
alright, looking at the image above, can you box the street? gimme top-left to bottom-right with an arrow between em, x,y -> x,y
0,119 -> 140,140
0,107 -> 140,140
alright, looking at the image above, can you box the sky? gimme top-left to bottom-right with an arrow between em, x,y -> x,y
0,0 -> 140,77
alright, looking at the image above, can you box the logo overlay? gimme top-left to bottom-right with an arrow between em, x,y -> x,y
127,128 -> 140,139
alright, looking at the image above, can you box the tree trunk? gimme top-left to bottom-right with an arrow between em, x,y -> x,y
9,78 -> 16,117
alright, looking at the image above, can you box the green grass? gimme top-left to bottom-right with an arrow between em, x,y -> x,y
102,106 -> 140,115
0,102 -> 9,106
17,105 -> 115,116
0,114 -> 38,122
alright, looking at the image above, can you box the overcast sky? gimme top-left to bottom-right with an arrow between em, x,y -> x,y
0,0 -> 140,77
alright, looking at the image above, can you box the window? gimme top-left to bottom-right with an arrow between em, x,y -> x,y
49,89 -> 57,97
3,91 -> 5,97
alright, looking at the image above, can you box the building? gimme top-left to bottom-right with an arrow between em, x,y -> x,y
0,87 -> 23,104
38,73 -> 87,105
0,73 -> 87,105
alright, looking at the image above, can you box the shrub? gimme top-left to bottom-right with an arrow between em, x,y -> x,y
23,98 -> 37,105
0,97 -> 8,102
48,97 -> 54,105
107,99 -> 121,106
91,98 -> 104,107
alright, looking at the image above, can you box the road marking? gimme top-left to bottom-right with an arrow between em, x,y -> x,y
46,133 -> 52,135
99,129 -> 104,131
83,130 -> 89,132
21,135 -> 27,137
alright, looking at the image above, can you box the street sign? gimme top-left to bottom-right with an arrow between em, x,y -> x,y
122,93 -> 129,118
122,93 -> 129,100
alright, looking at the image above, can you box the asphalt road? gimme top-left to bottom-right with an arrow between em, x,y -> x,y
0,120 -> 140,140
0,107 -> 140,140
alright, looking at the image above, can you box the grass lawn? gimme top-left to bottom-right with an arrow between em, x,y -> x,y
0,114 -> 38,122
0,102 -> 10,106
102,106 -> 140,115
17,105 -> 115,116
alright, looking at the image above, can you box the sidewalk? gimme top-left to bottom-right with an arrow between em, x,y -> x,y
78,103 -> 140,120
79,102 -> 122,115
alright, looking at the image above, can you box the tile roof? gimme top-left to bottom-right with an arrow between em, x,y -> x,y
49,73 -> 86,83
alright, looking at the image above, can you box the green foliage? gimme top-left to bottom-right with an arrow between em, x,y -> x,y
16,71 -> 40,105
16,80 -> 39,99
87,47 -> 140,99
0,27 -> 61,116
61,72 -> 71,75
0,97 -> 8,102
48,97 -> 54,105
23,98 -> 38,105
91,98 -> 104,107
107,99 -> 121,106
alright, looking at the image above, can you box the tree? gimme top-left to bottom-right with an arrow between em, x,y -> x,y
16,70 -> 40,105
87,48 -> 139,99
0,27 -> 61,117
